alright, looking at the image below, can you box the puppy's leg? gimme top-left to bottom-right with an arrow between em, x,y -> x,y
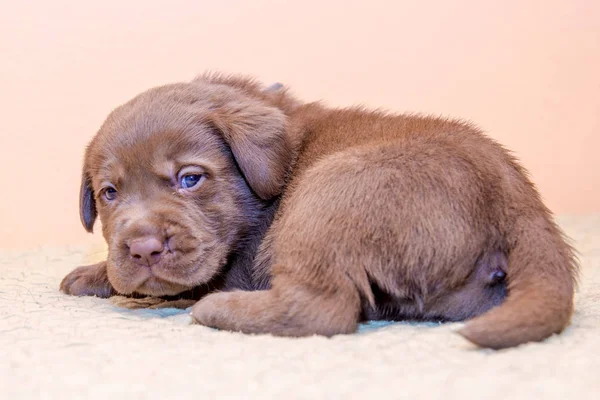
192,163 -> 378,335
191,270 -> 361,336
60,262 -> 116,298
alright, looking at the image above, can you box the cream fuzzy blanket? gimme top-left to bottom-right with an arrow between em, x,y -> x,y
1,215 -> 599,399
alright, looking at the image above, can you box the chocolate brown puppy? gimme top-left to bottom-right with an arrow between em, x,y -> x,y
61,74 -> 577,349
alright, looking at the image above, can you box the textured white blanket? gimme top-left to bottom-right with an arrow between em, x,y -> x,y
2,215 -> 599,399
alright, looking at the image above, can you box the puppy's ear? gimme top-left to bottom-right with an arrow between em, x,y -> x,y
79,171 -> 97,232
263,82 -> 284,93
210,101 -> 293,200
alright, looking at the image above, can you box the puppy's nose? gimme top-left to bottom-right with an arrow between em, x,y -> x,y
129,236 -> 165,266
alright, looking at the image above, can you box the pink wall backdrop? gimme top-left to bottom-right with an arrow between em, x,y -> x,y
1,0 -> 598,249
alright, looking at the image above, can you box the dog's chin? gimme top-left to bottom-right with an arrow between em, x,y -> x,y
107,255 -> 222,297
134,277 -> 191,296
108,270 -> 195,297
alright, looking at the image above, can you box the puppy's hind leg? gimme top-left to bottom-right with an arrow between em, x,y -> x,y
192,151 -> 389,337
190,271 -> 362,336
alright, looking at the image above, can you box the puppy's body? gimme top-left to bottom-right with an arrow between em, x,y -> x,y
61,75 -> 577,349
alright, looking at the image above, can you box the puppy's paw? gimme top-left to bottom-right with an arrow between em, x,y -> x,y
111,296 -> 196,310
190,290 -> 288,334
110,295 -> 164,309
190,292 -> 236,328
60,262 -> 115,298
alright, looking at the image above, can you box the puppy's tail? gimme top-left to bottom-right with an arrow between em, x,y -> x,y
458,214 -> 578,349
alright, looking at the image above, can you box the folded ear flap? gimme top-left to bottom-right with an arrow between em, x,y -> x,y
80,171 -> 97,232
209,100 -> 293,200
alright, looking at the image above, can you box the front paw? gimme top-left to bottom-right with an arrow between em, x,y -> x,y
60,262 -> 116,298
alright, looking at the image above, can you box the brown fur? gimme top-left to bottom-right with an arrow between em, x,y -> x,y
60,73 -> 578,349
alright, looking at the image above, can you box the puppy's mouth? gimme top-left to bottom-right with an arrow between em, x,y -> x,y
134,273 -> 192,296
106,250 -> 204,296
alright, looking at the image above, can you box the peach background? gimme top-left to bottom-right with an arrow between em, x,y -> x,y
1,0 -> 598,249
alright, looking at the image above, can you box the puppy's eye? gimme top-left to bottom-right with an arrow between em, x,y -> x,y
177,166 -> 207,191
180,174 -> 204,189
103,187 -> 117,201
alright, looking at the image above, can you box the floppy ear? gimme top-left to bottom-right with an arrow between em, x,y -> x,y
79,171 -> 97,232
263,82 -> 284,93
209,100 -> 293,200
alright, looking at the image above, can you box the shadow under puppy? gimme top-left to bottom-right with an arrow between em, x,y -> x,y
61,74 -> 577,349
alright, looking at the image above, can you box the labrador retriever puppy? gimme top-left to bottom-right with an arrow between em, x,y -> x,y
61,74 -> 577,349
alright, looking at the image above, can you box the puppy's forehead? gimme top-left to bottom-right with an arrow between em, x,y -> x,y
102,128 -> 222,174
89,96 -> 227,179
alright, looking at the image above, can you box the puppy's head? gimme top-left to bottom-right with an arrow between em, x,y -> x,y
79,74 -> 297,296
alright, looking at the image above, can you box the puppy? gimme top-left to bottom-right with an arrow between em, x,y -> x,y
61,74 -> 577,349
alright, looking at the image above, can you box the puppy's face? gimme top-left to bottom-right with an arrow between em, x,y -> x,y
80,77 -> 294,296
91,125 -> 244,296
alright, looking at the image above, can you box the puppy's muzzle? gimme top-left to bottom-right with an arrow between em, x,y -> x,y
128,236 -> 166,267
